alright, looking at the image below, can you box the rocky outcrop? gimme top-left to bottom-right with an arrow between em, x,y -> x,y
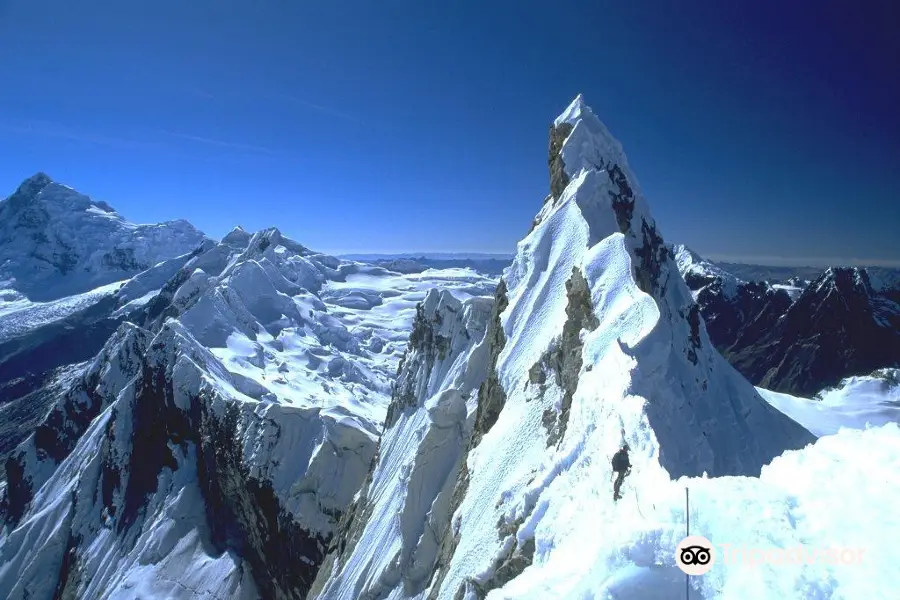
469,279 -> 509,448
312,290 -> 492,600
538,268 -> 599,446
548,122 -> 574,201
727,267 -> 900,395
1,323 -> 150,522
702,281 -> 793,352
0,318 -> 377,599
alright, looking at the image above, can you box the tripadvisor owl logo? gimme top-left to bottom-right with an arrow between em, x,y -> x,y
676,535 -> 715,575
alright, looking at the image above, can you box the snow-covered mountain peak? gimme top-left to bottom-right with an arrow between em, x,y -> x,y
671,243 -> 744,302
553,93 -> 589,126
238,227 -> 310,261
808,266 -> 878,303
6,172 -> 54,206
549,95 -> 640,200
3,173 -> 109,216
0,174 -> 210,301
313,97 -> 814,600
509,98 -> 810,478
827,265 -> 870,288
222,225 -> 252,248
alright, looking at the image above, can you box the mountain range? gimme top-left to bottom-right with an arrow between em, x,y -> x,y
0,96 -> 897,599
674,244 -> 900,395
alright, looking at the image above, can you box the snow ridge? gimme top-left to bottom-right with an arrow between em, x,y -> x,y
0,216 -> 497,598
313,96 -> 814,600
311,289 -> 493,599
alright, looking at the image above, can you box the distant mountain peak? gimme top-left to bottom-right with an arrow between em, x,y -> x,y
21,171 -> 53,189
5,172 -> 54,209
0,174 -> 209,300
811,266 -> 874,298
221,225 -> 252,247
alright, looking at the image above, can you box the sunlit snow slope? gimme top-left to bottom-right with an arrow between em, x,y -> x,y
313,96 -> 819,600
758,368 -> 900,437
0,220 -> 496,599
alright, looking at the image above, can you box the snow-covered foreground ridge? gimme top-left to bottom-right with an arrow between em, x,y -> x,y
312,95 -> 827,599
0,218 -> 496,597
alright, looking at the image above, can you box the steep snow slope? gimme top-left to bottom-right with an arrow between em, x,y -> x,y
0,173 -> 208,302
0,222 -> 497,598
492,422 -> 899,600
0,244 -> 215,464
758,368 -> 900,437
672,244 -> 741,298
314,95 -> 814,600
311,289 -> 494,599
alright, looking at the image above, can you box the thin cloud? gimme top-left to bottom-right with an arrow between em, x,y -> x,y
0,118 -> 278,164
706,253 -> 900,268
158,129 -> 276,155
288,96 -> 363,124
0,118 -> 163,151
264,91 -> 365,125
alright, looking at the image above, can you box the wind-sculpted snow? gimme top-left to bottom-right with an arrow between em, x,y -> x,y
314,95 -> 818,600
0,211 -> 498,598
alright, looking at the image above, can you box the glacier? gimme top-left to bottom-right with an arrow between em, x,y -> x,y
0,211 -> 497,597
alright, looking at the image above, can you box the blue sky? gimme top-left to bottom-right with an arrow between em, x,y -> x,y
1,0 -> 897,265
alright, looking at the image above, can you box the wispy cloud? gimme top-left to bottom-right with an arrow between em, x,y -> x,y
0,118 -> 164,151
706,253 -> 900,268
158,129 -> 276,155
278,94 -> 364,124
0,118 -> 283,164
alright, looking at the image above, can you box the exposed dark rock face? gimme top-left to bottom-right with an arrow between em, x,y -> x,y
198,401 -> 330,600
1,323 -> 149,521
469,279 -> 509,449
101,247 -> 147,271
696,280 -> 794,353
538,268 -> 599,446
386,301 -> 452,428
44,343 -> 336,599
548,122 -> 574,201
727,268 -> 900,396
605,163 -> 672,300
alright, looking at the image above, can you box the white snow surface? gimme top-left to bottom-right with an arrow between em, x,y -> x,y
0,220 -> 498,598
0,279 -> 125,342
672,243 -> 743,298
758,369 -> 900,437
771,283 -> 805,301
315,96 -> 823,600
315,289 -> 494,599
491,422 -> 900,600
0,173 -> 208,302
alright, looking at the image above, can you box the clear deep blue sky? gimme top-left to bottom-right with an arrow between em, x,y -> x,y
1,0 -> 898,265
